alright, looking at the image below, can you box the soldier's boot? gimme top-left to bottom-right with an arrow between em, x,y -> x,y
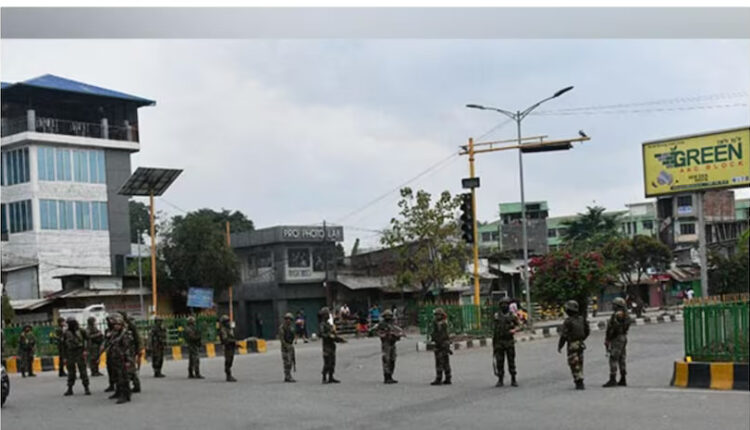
443,374 -> 452,385
131,380 -> 141,393
617,375 -> 627,386
21,371 -> 26,378
430,372 -> 443,386
495,375 -> 504,387
226,373 -> 237,382
64,386 -> 74,396
104,384 -> 115,392
389,374 -> 398,384
108,390 -> 120,399
84,385 -> 91,395
59,369 -> 67,378
29,371 -> 36,377
328,372 -> 340,384
511,375 -> 518,387
602,374 -> 617,387
188,370 -> 195,379
575,379 -> 585,390
195,373 -> 205,379
116,395 -> 130,404
284,374 -> 296,383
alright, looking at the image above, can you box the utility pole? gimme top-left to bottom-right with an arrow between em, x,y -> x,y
226,221 -> 233,322
697,192 -> 709,298
468,138 -> 481,306
137,229 -> 144,319
323,220 -> 331,309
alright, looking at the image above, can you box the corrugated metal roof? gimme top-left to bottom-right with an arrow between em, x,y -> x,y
1,74 -> 155,106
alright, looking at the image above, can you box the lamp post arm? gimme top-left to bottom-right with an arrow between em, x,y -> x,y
520,96 -> 556,120
485,106 -> 518,120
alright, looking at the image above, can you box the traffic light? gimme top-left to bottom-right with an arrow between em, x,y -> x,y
460,193 -> 474,243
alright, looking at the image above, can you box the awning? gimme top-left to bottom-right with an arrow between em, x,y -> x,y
52,287 -> 151,298
468,259 -> 499,279
10,298 -> 54,311
667,266 -> 701,283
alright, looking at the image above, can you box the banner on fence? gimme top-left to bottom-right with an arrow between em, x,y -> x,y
187,287 -> 214,309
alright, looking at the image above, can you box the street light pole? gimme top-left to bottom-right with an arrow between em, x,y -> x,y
466,86 -> 573,328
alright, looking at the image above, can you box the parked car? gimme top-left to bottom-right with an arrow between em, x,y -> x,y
59,304 -> 108,326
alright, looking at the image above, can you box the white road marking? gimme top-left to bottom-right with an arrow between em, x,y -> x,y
646,387 -> 749,396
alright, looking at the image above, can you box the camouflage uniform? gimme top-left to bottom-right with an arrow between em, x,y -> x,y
429,308 -> 452,385
149,317 -> 167,378
86,317 -> 104,376
278,313 -> 296,382
63,319 -> 90,396
218,315 -> 237,382
371,309 -> 404,384
493,299 -> 520,387
319,307 -> 345,384
51,318 -> 67,377
18,327 -> 36,377
121,313 -> 141,393
102,317 -> 117,392
558,300 -> 590,390
185,317 -> 203,379
108,315 -> 134,404
604,297 -> 631,387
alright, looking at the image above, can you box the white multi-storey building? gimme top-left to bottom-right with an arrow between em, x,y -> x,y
1,74 -> 154,300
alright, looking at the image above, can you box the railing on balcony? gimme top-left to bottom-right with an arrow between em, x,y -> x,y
1,116 -> 138,142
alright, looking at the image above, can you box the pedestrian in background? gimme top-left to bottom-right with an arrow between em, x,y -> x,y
558,300 -> 590,390
295,311 -> 308,344
219,315 -> 237,382
63,318 -> 90,396
19,324 -> 36,377
185,316 -> 204,379
149,316 -> 167,378
86,317 -> 104,377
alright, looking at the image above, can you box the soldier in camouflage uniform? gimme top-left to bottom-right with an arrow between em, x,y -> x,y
278,313 -> 296,383
86,317 -> 104,377
103,316 -> 117,392
429,307 -> 452,386
603,297 -> 631,387
108,315 -> 134,404
63,318 -> 91,396
120,312 -> 141,393
318,307 -> 346,384
149,316 -> 167,378
558,300 -> 590,390
218,315 -> 237,382
19,325 -> 36,377
370,309 -> 404,384
50,317 -> 67,377
493,297 -> 520,387
185,316 -> 204,379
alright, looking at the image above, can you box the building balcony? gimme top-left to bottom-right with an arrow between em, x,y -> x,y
1,112 -> 138,142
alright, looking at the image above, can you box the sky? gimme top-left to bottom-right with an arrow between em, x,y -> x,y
2,39 -> 749,251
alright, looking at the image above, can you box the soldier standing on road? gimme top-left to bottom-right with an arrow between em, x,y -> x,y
558,300 -> 590,390
103,316 -> 117,392
108,315 -> 134,404
370,309 -> 404,384
319,307 -> 346,384
429,307 -> 452,386
278,313 -> 296,383
493,297 -> 520,387
86,317 -> 104,377
218,315 -> 237,382
603,297 -> 631,387
19,325 -> 36,377
185,316 -> 204,379
121,312 -> 142,393
149,316 -> 167,378
63,318 -> 91,396
51,317 -> 67,377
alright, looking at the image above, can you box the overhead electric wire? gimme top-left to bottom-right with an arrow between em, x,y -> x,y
532,102 -> 748,116
532,91 -> 749,114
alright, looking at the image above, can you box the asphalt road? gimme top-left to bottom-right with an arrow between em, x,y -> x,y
2,322 -> 748,430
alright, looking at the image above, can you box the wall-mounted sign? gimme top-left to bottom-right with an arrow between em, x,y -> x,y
187,287 -> 214,309
280,226 -> 344,242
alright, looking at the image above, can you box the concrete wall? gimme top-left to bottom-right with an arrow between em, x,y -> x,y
500,219 -> 548,256
105,150 -> 132,276
3,266 -> 39,300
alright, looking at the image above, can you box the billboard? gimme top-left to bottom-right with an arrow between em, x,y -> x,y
642,127 -> 750,197
187,287 -> 214,309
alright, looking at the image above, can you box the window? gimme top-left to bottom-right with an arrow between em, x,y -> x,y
642,220 -> 653,230
8,200 -> 32,233
288,248 -> 310,268
680,223 -> 696,235
491,231 -> 499,241
88,150 -> 106,184
40,199 -> 59,230
38,147 -> 56,181
1,203 -> 6,236
548,229 -> 557,238
90,201 -> 108,230
75,201 -> 91,229
74,150 -> 89,183
98,202 -> 108,230
1,152 -> 5,186
481,232 -> 492,242
59,201 -> 74,230
3,148 -> 30,185
56,148 -> 72,181
677,195 -> 693,207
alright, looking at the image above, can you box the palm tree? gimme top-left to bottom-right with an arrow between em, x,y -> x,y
561,206 -> 621,251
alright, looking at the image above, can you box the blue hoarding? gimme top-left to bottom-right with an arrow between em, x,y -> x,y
187,287 -> 214,309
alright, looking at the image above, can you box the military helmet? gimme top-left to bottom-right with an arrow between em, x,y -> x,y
57,317 -> 65,324
66,317 -> 77,324
564,300 -> 579,313
186,316 -> 196,323
153,315 -> 163,322
284,312 -> 294,320
110,314 -> 124,325
23,324 -> 32,330
318,307 -> 330,316
612,297 -> 627,309
220,314 -> 230,322
87,316 -> 96,323
433,307 -> 446,317
382,309 -> 393,319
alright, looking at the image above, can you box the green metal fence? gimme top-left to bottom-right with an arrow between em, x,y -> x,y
418,305 -> 498,337
684,295 -> 749,363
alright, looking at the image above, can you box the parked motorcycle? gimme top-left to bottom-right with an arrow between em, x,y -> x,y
1,365 -> 9,407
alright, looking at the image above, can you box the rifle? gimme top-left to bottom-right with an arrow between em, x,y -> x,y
292,347 -> 296,373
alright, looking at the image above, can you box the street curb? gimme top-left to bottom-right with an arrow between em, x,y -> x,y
1,339 -> 267,374
671,361 -> 749,391
415,313 -> 679,352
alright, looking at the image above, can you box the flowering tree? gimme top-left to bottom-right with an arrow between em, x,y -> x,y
529,250 -> 611,314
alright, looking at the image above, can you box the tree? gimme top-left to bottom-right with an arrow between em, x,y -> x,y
529,250 -> 610,314
602,235 -> 672,301
186,208 -> 254,233
2,289 -> 15,325
561,206 -> 621,251
381,187 -> 467,299
129,200 -> 152,243
162,211 -> 240,298
708,229 -> 750,295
